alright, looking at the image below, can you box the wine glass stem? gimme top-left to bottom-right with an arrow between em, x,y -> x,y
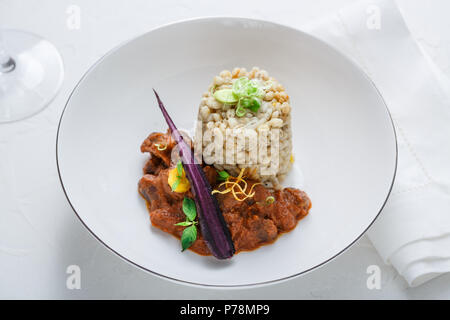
0,31 -> 15,73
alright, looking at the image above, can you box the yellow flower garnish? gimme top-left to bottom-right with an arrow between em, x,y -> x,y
168,161 -> 190,193
290,154 -> 295,163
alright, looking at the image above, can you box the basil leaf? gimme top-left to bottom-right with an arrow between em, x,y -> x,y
176,160 -> 183,177
182,197 -> 197,221
217,170 -> 230,181
171,178 -> 180,191
181,225 -> 197,251
174,221 -> 193,227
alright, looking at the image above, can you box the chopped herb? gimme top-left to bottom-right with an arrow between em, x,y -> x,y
213,76 -> 264,117
246,97 -> 261,112
217,170 -> 230,181
233,77 -> 262,97
235,105 -> 247,117
240,98 -> 250,108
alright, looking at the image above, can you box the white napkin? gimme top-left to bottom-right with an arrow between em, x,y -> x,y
303,0 -> 450,287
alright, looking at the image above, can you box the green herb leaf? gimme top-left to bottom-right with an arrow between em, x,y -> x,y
181,225 -> 197,251
230,77 -> 263,116
182,197 -> 197,221
174,221 -> 193,227
171,178 -> 181,191
240,98 -> 251,108
176,160 -> 183,177
247,97 -> 261,112
217,170 -> 230,181
246,79 -> 260,96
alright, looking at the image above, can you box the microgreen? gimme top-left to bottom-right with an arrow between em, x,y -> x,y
232,77 -> 262,98
213,76 -> 264,117
175,197 -> 199,251
181,225 -> 197,251
217,170 -> 230,181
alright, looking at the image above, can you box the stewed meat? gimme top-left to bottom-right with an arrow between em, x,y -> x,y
138,131 -> 311,255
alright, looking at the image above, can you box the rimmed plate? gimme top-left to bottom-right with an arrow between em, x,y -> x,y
57,17 -> 397,287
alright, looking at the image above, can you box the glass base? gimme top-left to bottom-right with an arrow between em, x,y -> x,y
0,30 -> 64,123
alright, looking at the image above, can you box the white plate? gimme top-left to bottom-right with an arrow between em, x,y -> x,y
57,17 -> 397,287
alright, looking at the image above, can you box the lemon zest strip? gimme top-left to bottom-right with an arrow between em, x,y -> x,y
211,168 -> 262,201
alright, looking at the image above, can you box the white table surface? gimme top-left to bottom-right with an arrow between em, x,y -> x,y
1,0 -> 450,299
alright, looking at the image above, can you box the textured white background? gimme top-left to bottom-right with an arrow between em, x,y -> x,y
1,0 -> 450,299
